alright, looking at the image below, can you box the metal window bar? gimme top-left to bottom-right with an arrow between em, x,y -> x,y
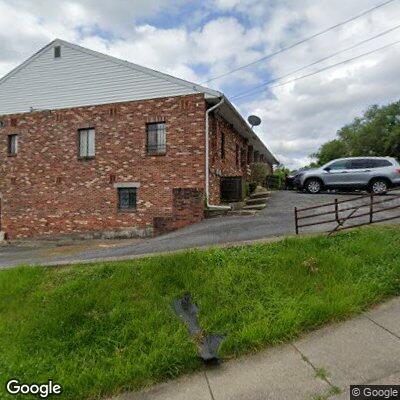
118,188 -> 137,210
146,123 -> 166,155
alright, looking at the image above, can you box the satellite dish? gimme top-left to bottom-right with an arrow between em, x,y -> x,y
248,115 -> 262,129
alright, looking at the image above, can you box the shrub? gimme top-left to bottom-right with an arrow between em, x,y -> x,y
250,163 -> 269,186
245,182 -> 257,197
249,182 -> 257,193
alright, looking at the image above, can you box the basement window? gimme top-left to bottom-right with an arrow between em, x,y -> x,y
8,134 -> 18,156
118,188 -> 137,211
146,122 -> 166,155
54,45 -> 61,58
78,128 -> 95,159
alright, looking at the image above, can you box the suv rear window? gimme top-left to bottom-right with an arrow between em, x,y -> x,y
369,159 -> 392,168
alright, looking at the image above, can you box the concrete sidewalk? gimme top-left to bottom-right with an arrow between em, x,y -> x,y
112,297 -> 400,400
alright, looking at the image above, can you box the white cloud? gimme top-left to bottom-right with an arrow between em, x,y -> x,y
1,0 -> 400,169
220,0 -> 400,168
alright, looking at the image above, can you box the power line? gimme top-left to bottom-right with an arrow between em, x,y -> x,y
231,24 -> 400,100
231,39 -> 400,101
203,0 -> 398,83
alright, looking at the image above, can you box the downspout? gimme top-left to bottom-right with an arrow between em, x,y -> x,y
205,98 -> 231,210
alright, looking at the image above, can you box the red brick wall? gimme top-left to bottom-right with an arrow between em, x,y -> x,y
0,94 -> 206,239
153,188 -> 204,236
208,113 -> 249,204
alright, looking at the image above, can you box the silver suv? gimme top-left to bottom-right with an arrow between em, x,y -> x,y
295,157 -> 400,194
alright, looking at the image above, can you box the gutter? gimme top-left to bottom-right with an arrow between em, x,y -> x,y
205,97 -> 231,210
222,97 -> 279,166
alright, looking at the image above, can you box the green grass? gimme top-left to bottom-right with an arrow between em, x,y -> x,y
314,367 -> 329,380
312,386 -> 342,400
1,227 -> 400,399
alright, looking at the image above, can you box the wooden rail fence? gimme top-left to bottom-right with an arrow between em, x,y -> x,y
294,190 -> 400,236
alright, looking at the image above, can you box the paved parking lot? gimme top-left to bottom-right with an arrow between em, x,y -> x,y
1,190 -> 399,268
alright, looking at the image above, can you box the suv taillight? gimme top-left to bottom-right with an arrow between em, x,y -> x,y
396,169 -> 400,174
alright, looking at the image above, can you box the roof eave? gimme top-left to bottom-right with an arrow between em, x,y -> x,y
207,95 -> 279,165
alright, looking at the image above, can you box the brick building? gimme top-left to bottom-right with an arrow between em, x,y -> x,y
0,39 -> 277,240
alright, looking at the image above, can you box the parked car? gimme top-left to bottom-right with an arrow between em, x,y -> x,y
285,169 -> 307,190
285,172 -> 296,190
294,157 -> 400,194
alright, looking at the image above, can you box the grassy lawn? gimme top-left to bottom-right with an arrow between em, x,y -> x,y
1,227 -> 400,399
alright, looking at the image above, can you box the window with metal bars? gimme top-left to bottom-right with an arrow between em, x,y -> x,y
146,122 -> 166,155
118,188 -> 137,210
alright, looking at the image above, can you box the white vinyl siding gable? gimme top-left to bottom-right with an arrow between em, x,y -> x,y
0,41 -> 212,115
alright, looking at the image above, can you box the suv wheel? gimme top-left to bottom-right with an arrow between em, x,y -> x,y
305,179 -> 322,194
369,179 -> 388,195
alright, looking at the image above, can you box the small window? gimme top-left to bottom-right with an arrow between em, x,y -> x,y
220,132 -> 225,160
79,128 -> 95,158
247,146 -> 253,164
54,46 -> 61,58
241,148 -> 246,168
146,123 -> 166,155
8,134 -> 18,156
118,188 -> 137,211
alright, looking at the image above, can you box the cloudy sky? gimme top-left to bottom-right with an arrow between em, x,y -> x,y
1,0 -> 400,168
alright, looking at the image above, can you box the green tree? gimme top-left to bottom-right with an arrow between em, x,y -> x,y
311,100 -> 400,165
311,139 -> 347,165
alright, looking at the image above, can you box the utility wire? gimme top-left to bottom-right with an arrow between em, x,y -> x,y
231,24 -> 400,100
231,39 -> 400,100
204,0 -> 398,83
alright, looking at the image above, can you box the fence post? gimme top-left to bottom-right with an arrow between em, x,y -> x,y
334,198 -> 339,223
370,194 -> 374,224
294,207 -> 299,235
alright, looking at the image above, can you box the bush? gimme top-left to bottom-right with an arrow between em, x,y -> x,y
249,182 -> 257,194
250,163 -> 269,186
245,182 -> 257,197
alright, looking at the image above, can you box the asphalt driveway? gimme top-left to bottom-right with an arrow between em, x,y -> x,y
1,190 -> 399,268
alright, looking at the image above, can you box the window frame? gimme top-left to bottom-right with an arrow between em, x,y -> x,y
54,45 -> 61,59
369,159 -> 392,168
146,122 -> 166,156
348,159 -> 371,170
241,147 -> 247,169
117,187 -> 137,212
78,128 -> 96,159
7,134 -> 18,156
327,160 -> 350,170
